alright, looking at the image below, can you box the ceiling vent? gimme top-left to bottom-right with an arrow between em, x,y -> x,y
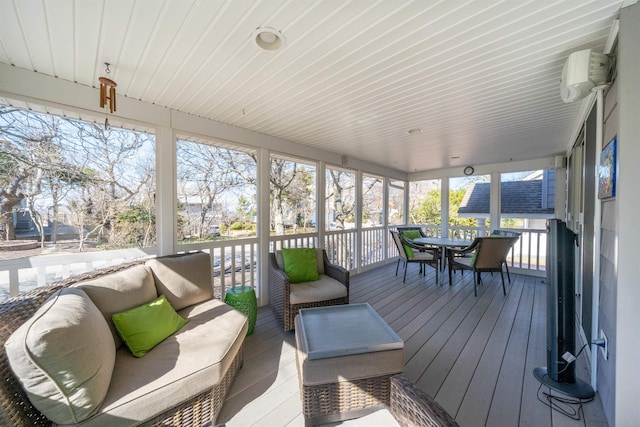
560,49 -> 609,103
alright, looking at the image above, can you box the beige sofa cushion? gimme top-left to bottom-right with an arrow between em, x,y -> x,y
5,288 -> 116,425
146,252 -> 213,311
289,275 -> 348,305
74,264 -> 157,348
275,248 -> 325,275
74,299 -> 248,426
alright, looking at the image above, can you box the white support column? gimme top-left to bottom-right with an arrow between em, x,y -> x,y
257,147 -> 271,307
355,170 -> 363,272
383,177 -> 390,259
155,125 -> 176,256
317,161 -> 326,248
404,179 -> 410,224
490,172 -> 501,234
441,177 -> 450,237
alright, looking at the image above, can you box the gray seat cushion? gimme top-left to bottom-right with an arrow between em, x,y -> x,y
289,275 -> 348,305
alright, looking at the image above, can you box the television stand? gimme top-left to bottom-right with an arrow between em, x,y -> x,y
533,367 -> 595,399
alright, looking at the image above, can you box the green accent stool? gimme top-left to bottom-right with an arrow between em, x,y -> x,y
224,286 -> 257,336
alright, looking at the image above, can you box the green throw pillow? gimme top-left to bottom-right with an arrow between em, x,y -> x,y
400,230 -> 421,258
112,294 -> 188,358
282,248 -> 320,283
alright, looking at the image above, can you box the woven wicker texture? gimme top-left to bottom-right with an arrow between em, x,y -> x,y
268,250 -> 349,331
300,375 -> 392,420
0,253 -> 242,427
390,374 -> 459,427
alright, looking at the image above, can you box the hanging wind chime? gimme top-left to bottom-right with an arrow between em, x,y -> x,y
99,63 -> 117,129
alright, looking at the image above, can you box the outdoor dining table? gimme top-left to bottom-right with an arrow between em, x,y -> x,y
413,236 -> 473,274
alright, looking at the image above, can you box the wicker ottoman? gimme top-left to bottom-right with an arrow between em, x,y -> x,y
294,304 -> 404,426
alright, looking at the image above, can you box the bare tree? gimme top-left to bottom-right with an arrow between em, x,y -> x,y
63,120 -> 155,250
0,108 -> 84,242
269,158 -> 301,235
326,169 -> 356,230
178,142 -> 237,238
362,175 -> 383,226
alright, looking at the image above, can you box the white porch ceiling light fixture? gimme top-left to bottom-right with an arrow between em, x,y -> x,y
252,27 -> 286,51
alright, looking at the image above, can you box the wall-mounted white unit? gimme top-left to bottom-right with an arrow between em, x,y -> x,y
560,49 -> 609,103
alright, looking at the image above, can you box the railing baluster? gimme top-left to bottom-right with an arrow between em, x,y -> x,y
2,227 -> 548,301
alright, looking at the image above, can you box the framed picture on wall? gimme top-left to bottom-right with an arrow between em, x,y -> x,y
598,137 -> 617,199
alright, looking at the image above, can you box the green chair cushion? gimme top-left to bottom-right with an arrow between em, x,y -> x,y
400,229 -> 422,258
112,294 -> 188,358
470,250 -> 478,267
401,229 -> 422,240
282,247 -> 320,283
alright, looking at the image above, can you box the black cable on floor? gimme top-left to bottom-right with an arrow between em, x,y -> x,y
535,343 -> 594,421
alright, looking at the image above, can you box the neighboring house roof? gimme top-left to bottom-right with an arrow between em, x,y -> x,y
458,173 -> 555,217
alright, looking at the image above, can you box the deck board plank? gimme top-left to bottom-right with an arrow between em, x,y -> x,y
219,263 -> 608,427
437,273 -> 525,418
479,275 -> 536,427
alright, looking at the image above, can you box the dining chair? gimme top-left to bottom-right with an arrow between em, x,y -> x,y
447,236 -> 519,296
390,230 -> 440,283
396,225 -> 427,238
490,229 -> 522,282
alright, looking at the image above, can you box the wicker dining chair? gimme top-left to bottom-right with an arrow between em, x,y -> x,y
447,236 -> 519,296
490,229 -> 522,282
390,230 -> 440,283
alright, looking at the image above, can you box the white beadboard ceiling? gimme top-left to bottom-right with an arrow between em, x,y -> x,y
0,0 -> 623,173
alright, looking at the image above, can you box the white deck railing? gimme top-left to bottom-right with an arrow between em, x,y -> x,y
0,226 -> 546,301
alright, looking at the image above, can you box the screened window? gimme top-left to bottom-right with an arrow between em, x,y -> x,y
270,155 -> 316,235
325,167 -> 356,230
362,174 -> 383,227
0,105 -> 156,253
409,179 -> 441,235
176,138 -> 257,242
500,170 -> 555,230
388,180 -> 405,226
449,174 -> 491,238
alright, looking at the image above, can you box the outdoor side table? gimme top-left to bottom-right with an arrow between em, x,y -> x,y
294,303 -> 404,426
224,286 -> 257,335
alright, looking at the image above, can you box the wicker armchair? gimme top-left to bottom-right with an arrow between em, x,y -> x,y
0,257 -> 243,427
268,249 -> 349,331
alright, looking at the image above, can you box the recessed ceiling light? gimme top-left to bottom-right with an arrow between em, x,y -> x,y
407,128 -> 423,135
252,27 -> 286,51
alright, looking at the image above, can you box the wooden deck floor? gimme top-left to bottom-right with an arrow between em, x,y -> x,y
217,262 -> 609,427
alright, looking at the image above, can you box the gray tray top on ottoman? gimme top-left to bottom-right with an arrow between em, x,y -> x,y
294,303 -> 404,426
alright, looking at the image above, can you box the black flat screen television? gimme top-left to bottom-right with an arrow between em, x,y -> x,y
533,219 -> 594,399
545,218 -> 576,383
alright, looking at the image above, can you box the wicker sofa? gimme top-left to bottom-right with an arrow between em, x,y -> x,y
268,249 -> 349,331
0,252 -> 247,426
